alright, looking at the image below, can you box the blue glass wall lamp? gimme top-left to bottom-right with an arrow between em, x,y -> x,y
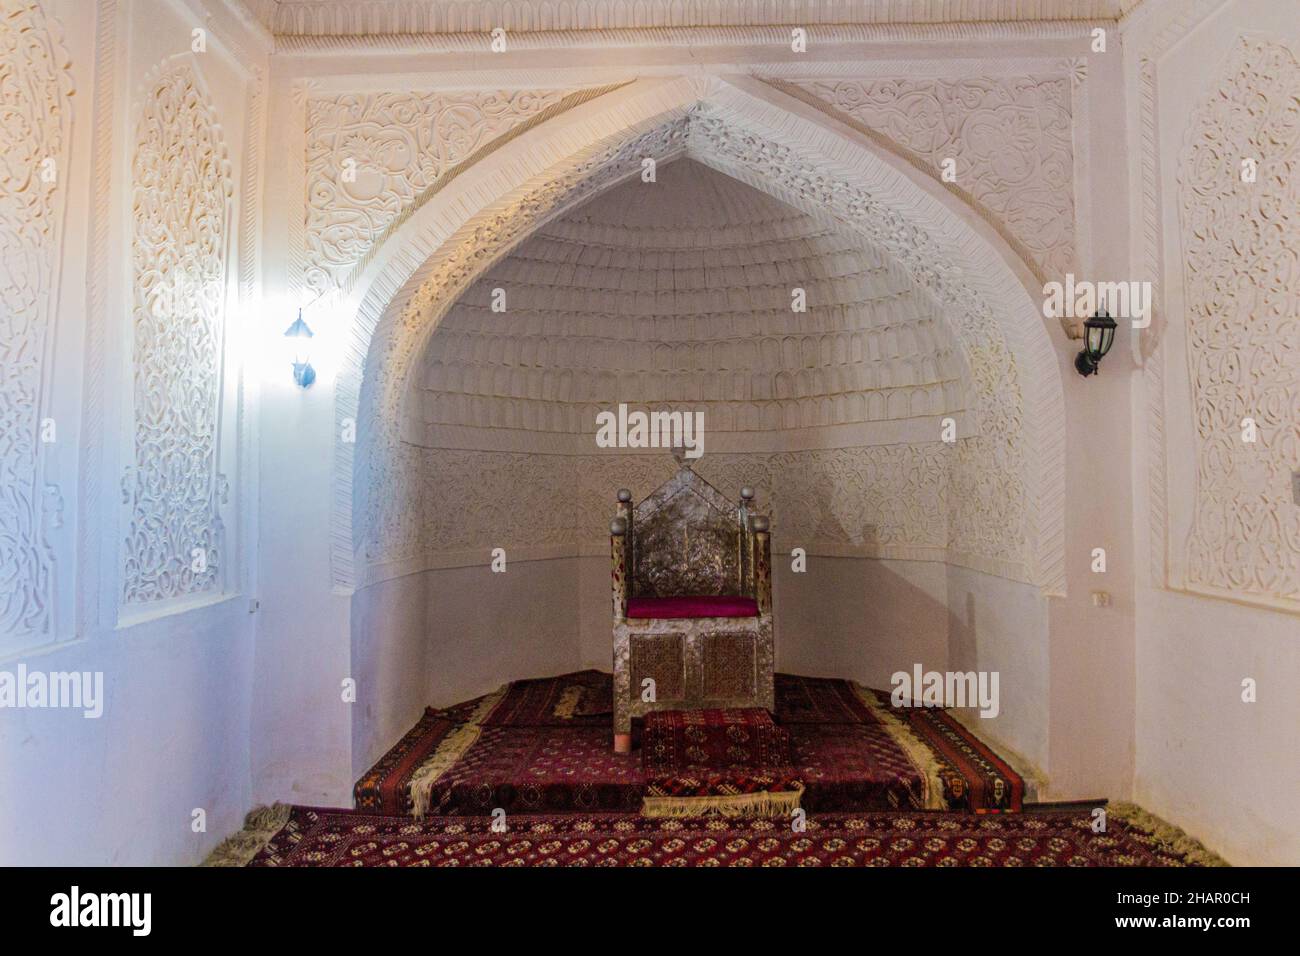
284,309 -> 316,388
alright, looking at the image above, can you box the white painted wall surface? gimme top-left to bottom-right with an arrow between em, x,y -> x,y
0,0 -> 266,865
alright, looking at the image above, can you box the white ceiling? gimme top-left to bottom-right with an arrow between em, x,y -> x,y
247,0 -> 1143,37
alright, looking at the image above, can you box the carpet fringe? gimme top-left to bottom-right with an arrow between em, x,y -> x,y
199,803 -> 292,867
852,684 -> 948,810
642,785 -> 804,819
1108,802 -> 1229,866
409,686 -> 505,818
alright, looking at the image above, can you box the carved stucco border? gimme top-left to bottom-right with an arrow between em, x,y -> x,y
331,75 -> 1068,597
261,0 -> 1120,38
1127,0 -> 1228,592
273,22 -> 1114,55
79,3 -> 267,632
77,0 -> 118,637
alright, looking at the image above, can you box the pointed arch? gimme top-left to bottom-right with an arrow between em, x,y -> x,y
331,76 -> 1067,596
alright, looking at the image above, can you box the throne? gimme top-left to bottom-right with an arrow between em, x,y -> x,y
609,461 -> 774,753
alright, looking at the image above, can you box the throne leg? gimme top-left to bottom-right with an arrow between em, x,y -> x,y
614,694 -> 632,753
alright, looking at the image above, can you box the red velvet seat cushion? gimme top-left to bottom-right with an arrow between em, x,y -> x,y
626,595 -> 759,619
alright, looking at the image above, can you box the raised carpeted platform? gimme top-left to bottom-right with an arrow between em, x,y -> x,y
353,671 -> 1025,818
208,803 -> 1226,867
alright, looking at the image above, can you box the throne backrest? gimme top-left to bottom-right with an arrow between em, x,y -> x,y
631,468 -> 743,598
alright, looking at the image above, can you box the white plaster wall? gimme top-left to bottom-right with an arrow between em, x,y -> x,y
0,600 -> 252,865
946,566 -> 1051,774
350,570 -> 430,777
0,0 -> 266,865
8,0 -> 1293,869
1135,589 -> 1300,866
350,558 -> 588,776
424,559 -> 584,705
776,558 -> 949,688
1124,0 -> 1300,866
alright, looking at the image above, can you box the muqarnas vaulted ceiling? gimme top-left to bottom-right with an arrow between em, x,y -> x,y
395,159 -> 1005,573
407,160 -> 967,449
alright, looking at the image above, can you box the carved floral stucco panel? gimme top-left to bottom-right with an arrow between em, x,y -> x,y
0,0 -> 71,641
784,75 -> 1076,280
1177,35 -> 1300,603
123,63 -> 232,606
305,88 -> 574,294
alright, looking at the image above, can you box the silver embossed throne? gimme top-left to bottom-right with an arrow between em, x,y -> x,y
609,462 -> 774,753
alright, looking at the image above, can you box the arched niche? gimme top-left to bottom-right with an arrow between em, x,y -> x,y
335,75 -> 1067,597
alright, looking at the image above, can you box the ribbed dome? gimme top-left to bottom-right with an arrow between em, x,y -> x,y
407,159 -> 967,450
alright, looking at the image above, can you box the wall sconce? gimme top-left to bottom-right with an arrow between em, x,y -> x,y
284,309 -> 316,388
1074,308 -> 1117,377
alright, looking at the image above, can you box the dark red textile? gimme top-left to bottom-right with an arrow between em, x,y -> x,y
352,709 -> 458,815
248,806 -> 1214,867
879,691 -> 1025,813
424,725 -> 645,815
774,673 -> 877,724
788,722 -> 932,811
641,708 -> 799,805
354,672 -> 1026,816
626,595 -> 758,619
642,708 -> 792,773
642,771 -> 804,800
479,669 -> 612,728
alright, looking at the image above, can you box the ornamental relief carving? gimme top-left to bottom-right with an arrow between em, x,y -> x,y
123,63 -> 232,606
358,107 -> 1032,585
781,75 -> 1076,280
381,445 -> 949,566
357,118 -> 694,566
0,0 -> 71,641
1177,36 -> 1300,603
305,88 -> 574,294
685,114 -> 1029,576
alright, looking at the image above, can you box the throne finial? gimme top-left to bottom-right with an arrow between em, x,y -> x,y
670,444 -> 697,471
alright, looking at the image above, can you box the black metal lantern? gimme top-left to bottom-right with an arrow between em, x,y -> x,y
1074,308 -> 1117,377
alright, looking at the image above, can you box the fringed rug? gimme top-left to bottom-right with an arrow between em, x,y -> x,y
353,672 -> 1026,818
208,803 -> 1227,868
641,708 -> 801,818
883,694 -> 1024,812
775,674 -> 1024,812
352,710 -> 461,816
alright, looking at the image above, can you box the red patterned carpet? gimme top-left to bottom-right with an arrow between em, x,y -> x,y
230,805 -> 1219,867
353,671 -> 1023,817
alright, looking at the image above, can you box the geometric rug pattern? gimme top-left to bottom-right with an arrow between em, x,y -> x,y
353,671 -> 1025,818
227,805 -> 1225,867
